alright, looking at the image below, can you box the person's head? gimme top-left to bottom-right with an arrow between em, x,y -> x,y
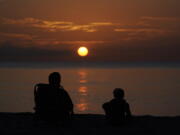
48,72 -> 61,87
113,88 -> 125,99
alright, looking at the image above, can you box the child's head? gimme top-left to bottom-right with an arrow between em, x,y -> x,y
113,88 -> 125,99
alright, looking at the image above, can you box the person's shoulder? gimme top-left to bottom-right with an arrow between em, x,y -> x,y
123,99 -> 129,106
102,101 -> 111,109
111,98 -> 128,105
36,83 -> 49,88
110,98 -> 119,103
35,83 -> 51,92
59,86 -> 69,94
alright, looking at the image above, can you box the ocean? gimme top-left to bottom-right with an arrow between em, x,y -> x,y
0,62 -> 180,116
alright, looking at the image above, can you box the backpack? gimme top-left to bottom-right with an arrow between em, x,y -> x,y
34,83 -> 73,121
34,83 -> 54,113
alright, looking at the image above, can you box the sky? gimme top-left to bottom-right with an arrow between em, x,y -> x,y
0,0 -> 180,62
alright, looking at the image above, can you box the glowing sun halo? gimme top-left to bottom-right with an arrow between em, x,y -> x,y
77,47 -> 88,57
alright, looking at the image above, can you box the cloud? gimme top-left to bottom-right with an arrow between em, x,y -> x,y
113,16 -> 180,40
0,42 -> 76,62
2,18 -> 115,32
1,16 -> 180,49
29,40 -> 105,47
0,16 -> 180,62
0,36 -> 180,62
2,16 -> 179,40
137,16 -> 180,28
114,28 -> 168,40
0,32 -> 33,40
114,28 -> 165,33
140,16 -> 180,22
56,41 -> 105,45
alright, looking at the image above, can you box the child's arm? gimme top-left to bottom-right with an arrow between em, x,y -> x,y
126,102 -> 132,117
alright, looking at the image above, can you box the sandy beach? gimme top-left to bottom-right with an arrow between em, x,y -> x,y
0,113 -> 179,135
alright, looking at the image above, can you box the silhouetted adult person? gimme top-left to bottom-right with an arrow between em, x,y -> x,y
34,72 -> 73,124
102,88 -> 132,125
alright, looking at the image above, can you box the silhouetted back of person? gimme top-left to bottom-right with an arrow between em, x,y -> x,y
34,72 -> 73,124
102,88 -> 132,125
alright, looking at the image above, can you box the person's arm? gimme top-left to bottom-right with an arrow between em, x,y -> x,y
126,102 -> 132,117
63,90 -> 74,113
102,102 -> 111,119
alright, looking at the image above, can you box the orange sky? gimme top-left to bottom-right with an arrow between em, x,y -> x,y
0,0 -> 180,62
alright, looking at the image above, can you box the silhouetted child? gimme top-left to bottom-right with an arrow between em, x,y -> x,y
102,88 -> 132,125
34,72 -> 73,125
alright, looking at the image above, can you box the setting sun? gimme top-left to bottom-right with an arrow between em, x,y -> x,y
77,47 -> 88,57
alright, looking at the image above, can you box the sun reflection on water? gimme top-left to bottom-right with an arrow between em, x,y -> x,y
79,71 -> 88,84
76,99 -> 88,112
79,80 -> 87,83
79,86 -> 88,96
76,70 -> 89,113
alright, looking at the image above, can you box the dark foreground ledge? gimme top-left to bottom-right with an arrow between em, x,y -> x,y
0,113 -> 180,135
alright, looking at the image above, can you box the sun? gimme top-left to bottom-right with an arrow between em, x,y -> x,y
77,47 -> 88,57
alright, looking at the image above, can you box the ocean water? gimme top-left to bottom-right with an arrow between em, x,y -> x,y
0,63 -> 180,116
